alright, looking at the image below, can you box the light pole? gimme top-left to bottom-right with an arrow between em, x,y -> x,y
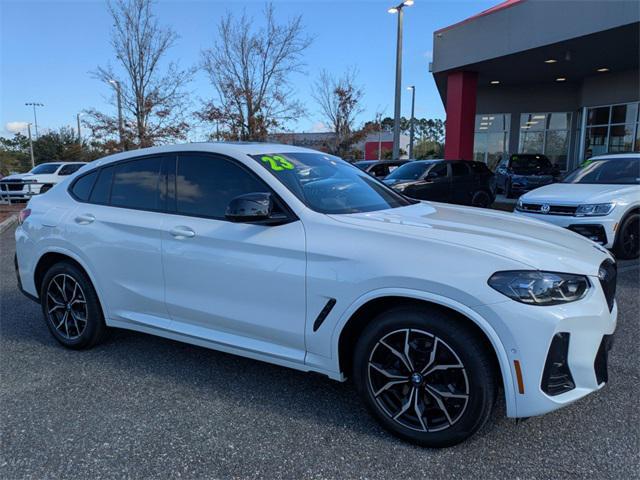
76,113 -> 84,146
376,113 -> 383,160
26,124 -> 35,169
25,102 -> 44,139
108,79 -> 125,151
407,85 -> 416,159
388,0 -> 413,159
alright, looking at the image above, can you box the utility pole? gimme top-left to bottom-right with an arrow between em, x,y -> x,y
76,113 -> 83,146
27,124 -> 35,169
407,86 -> 416,159
388,1 -> 413,159
377,113 -> 382,160
109,80 -> 125,151
25,102 -> 44,138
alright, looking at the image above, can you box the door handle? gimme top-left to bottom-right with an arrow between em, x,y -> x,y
169,226 -> 195,239
75,213 -> 95,225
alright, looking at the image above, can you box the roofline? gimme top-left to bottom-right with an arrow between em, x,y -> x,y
434,0 -> 525,34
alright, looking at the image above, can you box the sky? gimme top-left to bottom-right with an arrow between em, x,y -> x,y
0,0 -> 497,140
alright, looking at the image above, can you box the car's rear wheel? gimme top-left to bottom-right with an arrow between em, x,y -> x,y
613,212 -> 640,259
40,261 -> 107,349
471,190 -> 492,208
353,306 -> 497,448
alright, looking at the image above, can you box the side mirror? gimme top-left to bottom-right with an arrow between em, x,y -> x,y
426,171 -> 440,180
225,192 -> 275,223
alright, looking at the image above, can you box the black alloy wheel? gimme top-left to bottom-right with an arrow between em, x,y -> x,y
40,261 -> 107,349
353,306 -> 497,448
471,190 -> 492,208
614,213 -> 640,259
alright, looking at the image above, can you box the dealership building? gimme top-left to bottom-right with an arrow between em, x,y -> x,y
431,0 -> 640,172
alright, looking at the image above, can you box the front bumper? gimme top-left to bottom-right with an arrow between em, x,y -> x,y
514,210 -> 617,248
475,276 -> 617,418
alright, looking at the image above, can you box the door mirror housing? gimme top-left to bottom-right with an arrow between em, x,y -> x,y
225,192 -> 289,225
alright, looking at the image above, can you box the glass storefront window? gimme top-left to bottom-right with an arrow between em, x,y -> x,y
583,102 -> 640,159
587,107 -> 610,126
518,112 -> 572,170
473,114 -> 510,170
608,124 -> 635,152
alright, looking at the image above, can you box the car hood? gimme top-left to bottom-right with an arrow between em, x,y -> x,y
1,172 -> 32,181
328,202 -> 611,276
521,183 -> 638,204
383,178 -> 414,187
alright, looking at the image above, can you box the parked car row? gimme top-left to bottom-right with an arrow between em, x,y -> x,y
0,162 -> 86,202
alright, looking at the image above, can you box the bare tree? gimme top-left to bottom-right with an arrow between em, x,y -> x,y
85,0 -> 193,149
312,68 -> 365,157
199,3 -> 312,141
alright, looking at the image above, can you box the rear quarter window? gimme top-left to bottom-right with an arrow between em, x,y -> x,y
70,170 -> 98,201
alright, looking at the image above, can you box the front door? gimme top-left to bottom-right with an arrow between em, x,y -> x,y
161,152 -> 307,362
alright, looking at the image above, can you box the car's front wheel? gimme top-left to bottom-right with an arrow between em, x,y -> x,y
613,212 -> 640,259
353,306 -> 497,447
40,261 -> 107,349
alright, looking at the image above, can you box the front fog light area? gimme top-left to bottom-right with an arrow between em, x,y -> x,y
488,271 -> 590,305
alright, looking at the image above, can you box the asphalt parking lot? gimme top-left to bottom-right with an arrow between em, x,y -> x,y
1,224 -> 638,479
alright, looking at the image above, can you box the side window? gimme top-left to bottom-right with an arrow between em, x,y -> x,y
110,157 -> 163,210
58,164 -> 84,176
176,154 -> 272,219
89,166 -> 115,204
371,164 -> 388,177
428,163 -> 448,178
71,170 -> 98,201
451,162 -> 470,177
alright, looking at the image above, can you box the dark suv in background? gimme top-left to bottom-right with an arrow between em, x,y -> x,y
383,159 -> 495,208
353,160 -> 408,179
495,154 -> 561,198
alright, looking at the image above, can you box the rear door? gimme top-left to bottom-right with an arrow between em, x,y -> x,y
66,155 -> 170,329
161,152 -> 307,362
450,161 -> 474,204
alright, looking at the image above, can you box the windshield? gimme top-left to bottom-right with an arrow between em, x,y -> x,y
31,163 -> 61,174
251,152 -> 414,214
510,155 -> 552,173
385,162 -> 430,181
563,157 -> 640,185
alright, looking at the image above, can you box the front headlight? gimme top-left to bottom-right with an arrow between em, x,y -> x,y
488,271 -> 590,305
575,203 -> 614,217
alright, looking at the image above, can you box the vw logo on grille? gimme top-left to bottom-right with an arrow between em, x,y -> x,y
540,204 -> 551,214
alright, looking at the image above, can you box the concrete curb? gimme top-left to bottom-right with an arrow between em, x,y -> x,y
0,215 -> 17,235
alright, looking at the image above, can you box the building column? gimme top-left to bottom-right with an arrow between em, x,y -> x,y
444,71 -> 478,161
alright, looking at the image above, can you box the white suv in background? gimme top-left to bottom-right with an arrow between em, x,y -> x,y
15,144 -> 617,447
0,162 -> 87,201
515,153 -> 640,259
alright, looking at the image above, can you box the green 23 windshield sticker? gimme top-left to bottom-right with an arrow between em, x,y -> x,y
261,155 -> 294,171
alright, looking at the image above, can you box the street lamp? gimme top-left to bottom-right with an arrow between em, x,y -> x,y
26,123 -> 35,169
407,86 -> 416,159
108,79 -> 125,151
76,113 -> 84,147
25,102 -> 44,139
388,0 -> 413,159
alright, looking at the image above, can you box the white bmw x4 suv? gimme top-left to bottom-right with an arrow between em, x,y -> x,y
15,143 -> 617,447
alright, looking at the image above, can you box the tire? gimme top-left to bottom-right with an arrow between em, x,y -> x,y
353,306 -> 497,448
471,190 -> 492,208
613,212 -> 640,260
39,261 -> 107,349
504,180 -> 513,199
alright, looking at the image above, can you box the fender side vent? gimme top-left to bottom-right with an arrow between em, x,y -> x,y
313,298 -> 337,332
